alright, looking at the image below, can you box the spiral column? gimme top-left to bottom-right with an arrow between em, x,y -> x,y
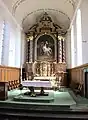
26,35 -> 33,62
58,36 -> 62,63
26,38 -> 30,62
62,38 -> 66,63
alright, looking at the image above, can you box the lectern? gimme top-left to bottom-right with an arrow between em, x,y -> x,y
0,82 -> 8,100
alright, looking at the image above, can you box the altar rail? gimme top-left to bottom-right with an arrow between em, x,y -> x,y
68,63 -> 88,86
0,65 -> 20,90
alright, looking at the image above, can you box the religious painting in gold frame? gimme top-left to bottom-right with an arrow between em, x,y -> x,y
37,35 -> 55,61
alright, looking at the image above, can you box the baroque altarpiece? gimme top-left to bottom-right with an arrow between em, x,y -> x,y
24,12 -> 67,87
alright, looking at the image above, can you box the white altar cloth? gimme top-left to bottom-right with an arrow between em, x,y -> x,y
34,76 -> 56,80
22,81 -> 52,88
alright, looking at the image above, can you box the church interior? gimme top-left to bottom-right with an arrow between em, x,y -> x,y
0,0 -> 88,119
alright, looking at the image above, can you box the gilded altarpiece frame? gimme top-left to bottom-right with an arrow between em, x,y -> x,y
35,34 -> 57,62
24,12 -> 67,86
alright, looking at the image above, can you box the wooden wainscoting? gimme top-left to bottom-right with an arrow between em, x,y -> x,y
67,63 -> 88,96
0,65 -> 20,90
68,63 -> 88,85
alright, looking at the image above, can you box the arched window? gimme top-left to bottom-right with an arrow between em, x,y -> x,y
8,28 -> 16,67
76,9 -> 82,65
0,20 -> 5,64
1,21 -> 10,65
71,25 -> 75,67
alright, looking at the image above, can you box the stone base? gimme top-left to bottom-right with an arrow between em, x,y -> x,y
13,94 -> 54,103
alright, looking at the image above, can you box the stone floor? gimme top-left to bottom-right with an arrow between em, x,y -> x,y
0,88 -> 88,111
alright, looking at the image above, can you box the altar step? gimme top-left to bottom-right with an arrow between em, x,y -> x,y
13,93 -> 54,103
0,89 -> 88,119
0,106 -> 88,120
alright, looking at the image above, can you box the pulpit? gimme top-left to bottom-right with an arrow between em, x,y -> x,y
0,82 -> 8,100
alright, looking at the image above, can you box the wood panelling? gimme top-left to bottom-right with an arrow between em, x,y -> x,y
68,63 -> 88,86
0,65 -> 20,82
0,65 -> 20,90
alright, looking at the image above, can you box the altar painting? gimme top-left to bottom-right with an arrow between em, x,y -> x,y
37,35 -> 55,61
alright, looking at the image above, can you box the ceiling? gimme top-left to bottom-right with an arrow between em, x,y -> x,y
3,0 -> 80,32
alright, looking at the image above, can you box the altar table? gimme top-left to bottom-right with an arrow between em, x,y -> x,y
22,81 -> 52,88
22,81 -> 52,97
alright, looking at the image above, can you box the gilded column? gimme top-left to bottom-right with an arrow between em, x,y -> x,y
40,62 -> 42,76
26,38 -> 30,62
29,36 -> 33,62
51,63 -> 54,76
58,36 -> 62,63
62,38 -> 66,63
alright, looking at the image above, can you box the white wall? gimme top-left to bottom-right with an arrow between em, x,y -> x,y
73,17 -> 77,66
66,30 -> 71,68
15,26 -> 21,67
66,0 -> 88,68
21,31 -> 26,66
0,0 -> 22,68
80,0 -> 88,64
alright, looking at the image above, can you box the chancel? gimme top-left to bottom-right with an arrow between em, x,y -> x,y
19,13 -> 68,97
0,0 -> 88,119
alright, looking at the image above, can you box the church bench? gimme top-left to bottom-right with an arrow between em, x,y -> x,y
8,80 -> 19,90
